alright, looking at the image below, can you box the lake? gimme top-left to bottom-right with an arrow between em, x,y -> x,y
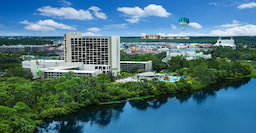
35,78 -> 256,133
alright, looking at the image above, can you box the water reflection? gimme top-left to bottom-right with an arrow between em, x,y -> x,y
35,103 -> 126,133
175,78 -> 251,105
192,78 -> 251,105
35,78 -> 252,133
129,96 -> 169,110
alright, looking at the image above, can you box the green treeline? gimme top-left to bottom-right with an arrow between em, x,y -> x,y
0,38 -> 53,46
167,56 -> 252,88
0,72 -> 192,132
0,54 -> 33,79
0,54 -> 22,72
0,48 -> 256,132
205,47 -> 256,60
0,56 -> 253,132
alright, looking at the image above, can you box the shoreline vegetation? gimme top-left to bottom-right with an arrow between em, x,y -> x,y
99,72 -> 256,105
99,95 -> 156,105
1,47 -> 256,132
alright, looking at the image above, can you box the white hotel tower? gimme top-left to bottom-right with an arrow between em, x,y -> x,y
64,32 -> 120,75
22,32 -> 120,79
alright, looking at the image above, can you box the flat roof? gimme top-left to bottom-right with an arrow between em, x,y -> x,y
42,69 -> 97,73
137,72 -> 155,76
120,60 -> 152,64
41,66 -> 80,70
23,60 -> 65,63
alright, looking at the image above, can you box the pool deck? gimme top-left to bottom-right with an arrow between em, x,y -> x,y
116,76 -> 181,83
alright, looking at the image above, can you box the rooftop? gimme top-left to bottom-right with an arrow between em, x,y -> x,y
23,60 -> 65,63
42,69 -> 98,73
120,60 -> 152,64
136,72 -> 156,77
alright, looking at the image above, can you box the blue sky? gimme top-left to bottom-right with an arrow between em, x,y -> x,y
1,0 -> 256,36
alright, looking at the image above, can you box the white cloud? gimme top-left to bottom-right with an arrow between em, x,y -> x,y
82,32 -> 102,36
164,24 -> 256,36
188,22 -> 202,29
165,24 -> 256,36
117,4 -> 171,23
238,2 -> 256,9
217,20 -> 241,28
59,0 -> 72,6
141,33 -> 146,36
103,23 -> 128,29
171,24 -> 177,29
20,19 -> 76,32
210,24 -> 256,36
89,6 -> 101,12
87,27 -> 101,32
209,2 -> 217,6
158,33 -> 167,36
143,4 -> 171,17
89,6 -> 107,19
126,17 -> 140,23
37,6 -> 94,20
168,32 -> 210,36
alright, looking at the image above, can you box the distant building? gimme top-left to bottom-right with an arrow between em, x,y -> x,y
120,60 -> 152,72
54,40 -> 64,45
141,35 -> 161,39
190,43 -> 200,46
162,51 -> 212,63
199,43 -> 212,48
213,37 -> 236,47
0,45 -> 48,53
141,35 -> 190,40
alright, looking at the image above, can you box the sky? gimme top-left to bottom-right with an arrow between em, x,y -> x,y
1,0 -> 256,36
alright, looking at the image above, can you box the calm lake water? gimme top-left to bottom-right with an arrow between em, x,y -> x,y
35,78 -> 256,133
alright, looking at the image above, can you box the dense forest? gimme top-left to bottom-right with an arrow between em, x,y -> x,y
0,48 -> 256,132
0,37 -> 54,45
0,54 -> 22,72
205,47 -> 256,60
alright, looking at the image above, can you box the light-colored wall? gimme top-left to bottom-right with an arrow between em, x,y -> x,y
120,60 -> 152,72
22,60 -> 85,79
65,32 -> 82,63
145,60 -> 153,71
23,32 -> 121,79
110,36 -> 120,75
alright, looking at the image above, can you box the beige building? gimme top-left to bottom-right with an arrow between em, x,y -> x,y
141,35 -> 190,40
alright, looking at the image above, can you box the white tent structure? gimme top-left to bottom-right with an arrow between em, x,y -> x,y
213,37 -> 236,47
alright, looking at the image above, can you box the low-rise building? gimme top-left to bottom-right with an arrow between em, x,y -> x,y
22,60 -> 101,79
213,37 -> 236,47
120,60 -> 152,72
162,51 -> 212,63
141,35 -> 190,40
0,45 -> 48,53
